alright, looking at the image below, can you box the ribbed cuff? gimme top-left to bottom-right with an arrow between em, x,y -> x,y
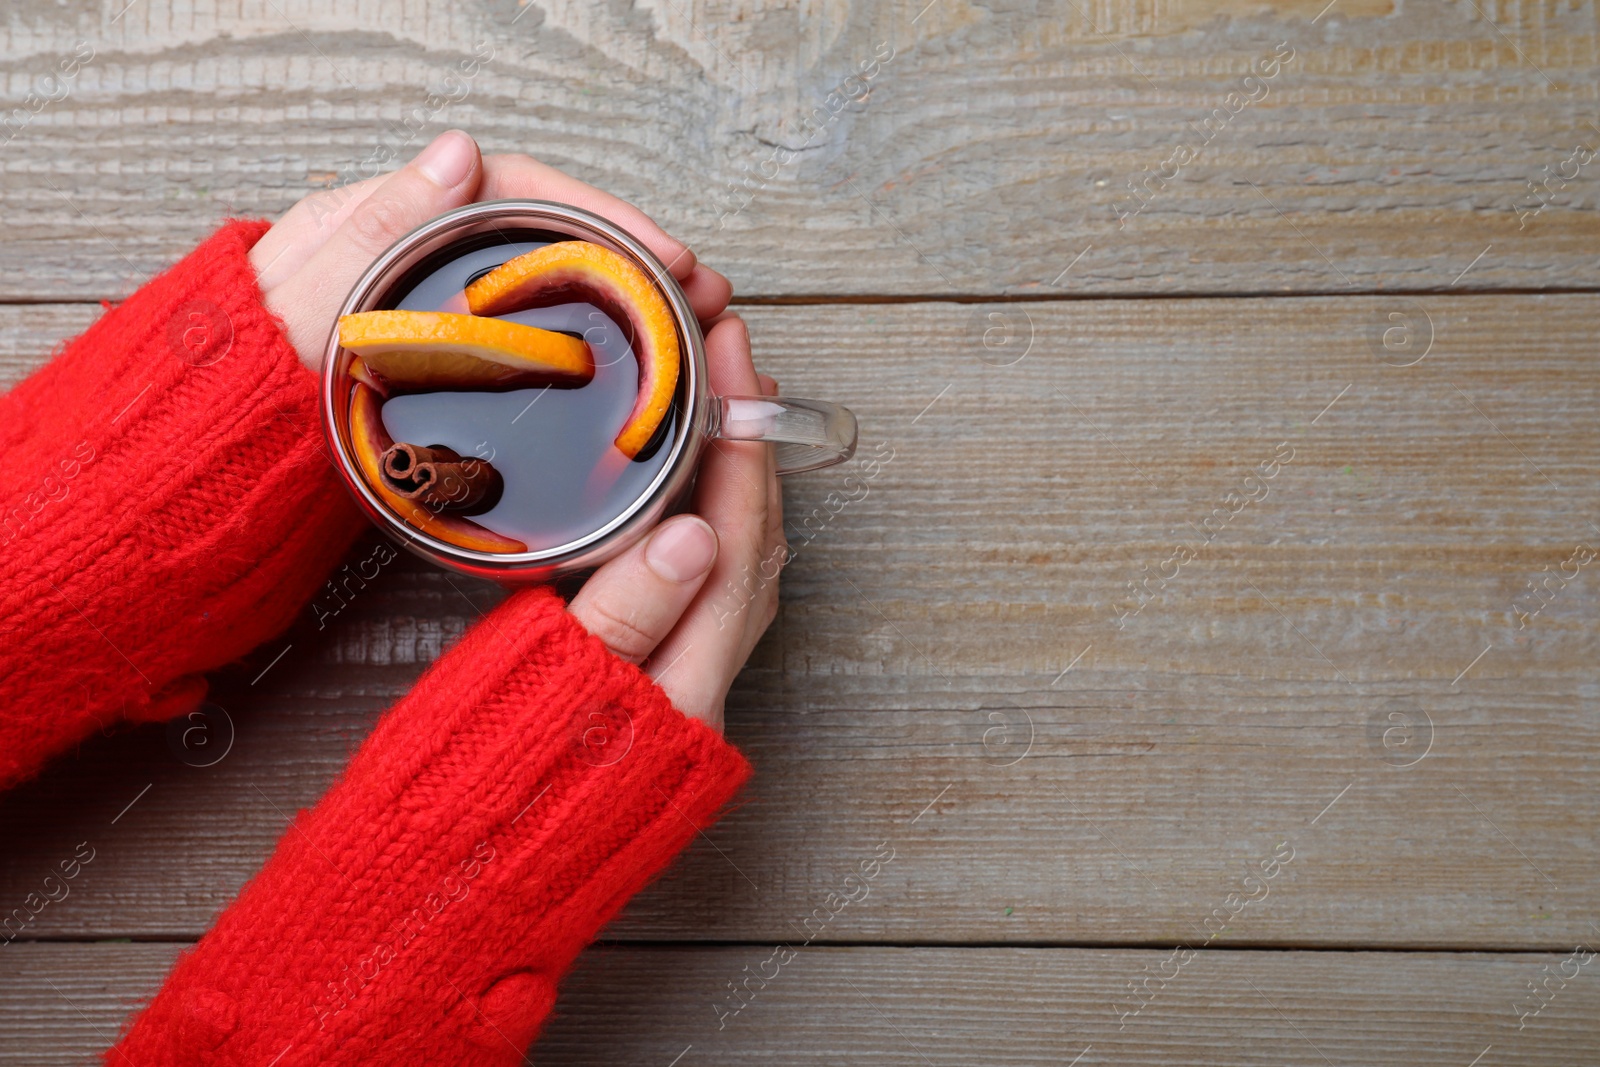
0,220 -> 365,789
112,586 -> 751,1066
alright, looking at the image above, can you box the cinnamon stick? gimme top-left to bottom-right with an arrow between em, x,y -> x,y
380,443 -> 502,515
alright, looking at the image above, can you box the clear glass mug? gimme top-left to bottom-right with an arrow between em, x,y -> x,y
320,199 -> 858,581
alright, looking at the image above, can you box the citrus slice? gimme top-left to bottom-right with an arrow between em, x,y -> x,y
339,310 -> 593,392
464,241 -> 680,458
347,382 -> 527,554
348,354 -> 388,396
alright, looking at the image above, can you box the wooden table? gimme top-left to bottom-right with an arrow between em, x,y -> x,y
3,2 -> 1598,1063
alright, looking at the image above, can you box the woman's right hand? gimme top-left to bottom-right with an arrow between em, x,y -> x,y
567,316 -> 786,734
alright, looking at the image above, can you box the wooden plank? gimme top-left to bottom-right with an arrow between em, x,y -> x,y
2,2 -> 1598,298
0,295 -> 1595,948
2,943 -> 1597,1065
0,303 -> 97,389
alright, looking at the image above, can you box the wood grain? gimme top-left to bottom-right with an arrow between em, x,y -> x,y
6,5 -> 1597,1064
2,942 -> 1597,1066
2,1 -> 1599,299
1,296 -> 1594,949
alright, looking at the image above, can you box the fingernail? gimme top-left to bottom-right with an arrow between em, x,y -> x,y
646,516 -> 718,583
414,130 -> 476,188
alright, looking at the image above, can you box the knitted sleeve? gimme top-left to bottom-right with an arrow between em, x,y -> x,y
0,220 -> 366,790
109,585 -> 752,1065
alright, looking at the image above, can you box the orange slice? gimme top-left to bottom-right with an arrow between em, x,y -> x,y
347,382 -> 527,554
339,310 -> 593,392
348,354 -> 387,397
465,241 -> 680,458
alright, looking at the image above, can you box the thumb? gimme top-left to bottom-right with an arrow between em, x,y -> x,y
568,514 -> 720,665
266,130 -> 484,369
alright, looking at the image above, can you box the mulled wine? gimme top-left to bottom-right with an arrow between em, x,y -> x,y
335,236 -> 684,555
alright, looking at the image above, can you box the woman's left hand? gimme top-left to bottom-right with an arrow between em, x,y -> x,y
248,129 -> 732,370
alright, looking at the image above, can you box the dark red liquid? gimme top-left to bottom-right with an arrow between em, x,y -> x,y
360,240 -> 678,552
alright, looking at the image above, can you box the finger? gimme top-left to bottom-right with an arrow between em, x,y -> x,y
267,131 -> 484,369
479,154 -> 697,281
249,171 -> 389,292
706,334 -> 785,666
738,398 -> 785,671
644,316 -> 772,725
681,264 -> 734,324
568,514 -> 719,665
757,374 -> 786,578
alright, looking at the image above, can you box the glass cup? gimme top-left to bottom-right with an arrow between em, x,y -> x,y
321,199 -> 858,581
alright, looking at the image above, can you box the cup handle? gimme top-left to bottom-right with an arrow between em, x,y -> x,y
707,395 -> 859,475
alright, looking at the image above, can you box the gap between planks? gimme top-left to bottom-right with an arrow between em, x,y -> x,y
4,285 -> 1600,311
6,937 -> 1592,955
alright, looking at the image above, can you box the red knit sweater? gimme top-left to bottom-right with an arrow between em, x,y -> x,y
0,221 -> 751,1064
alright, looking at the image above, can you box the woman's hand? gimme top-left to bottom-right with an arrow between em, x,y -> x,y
569,315 -> 786,733
249,129 -> 732,368
250,129 -> 778,730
